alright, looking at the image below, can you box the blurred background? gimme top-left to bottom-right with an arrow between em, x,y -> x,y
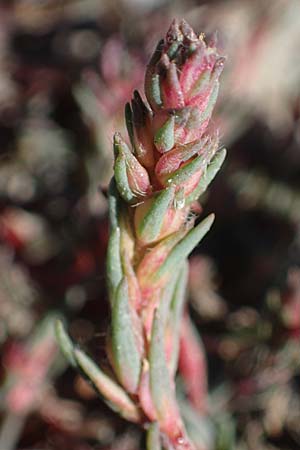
0,0 -> 300,449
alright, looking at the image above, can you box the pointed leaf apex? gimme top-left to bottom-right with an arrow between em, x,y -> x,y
74,347 -> 142,423
154,115 -> 175,153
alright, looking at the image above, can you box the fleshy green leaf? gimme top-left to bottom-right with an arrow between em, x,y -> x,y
154,115 -> 175,153
74,347 -> 141,423
147,73 -> 163,110
111,278 -> 142,393
199,81 -> 219,124
145,39 -> 164,110
167,40 -> 181,59
55,321 -> 141,423
146,422 -> 162,450
157,268 -> 181,327
179,399 -> 215,450
136,186 -> 175,243
187,148 -> 226,203
114,149 -> 136,203
137,226 -> 190,291
106,227 -> 123,303
153,214 -> 215,283
149,309 -> 178,423
114,133 -> 150,199
214,414 -> 236,450
108,179 -> 121,229
169,262 -> 188,374
167,152 -> 206,187
188,69 -> 211,98
55,320 -> 76,367
155,136 -> 209,181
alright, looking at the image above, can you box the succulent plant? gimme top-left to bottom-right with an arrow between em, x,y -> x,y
56,19 -> 225,450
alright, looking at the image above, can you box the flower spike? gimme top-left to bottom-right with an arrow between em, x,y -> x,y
57,19 -> 226,450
